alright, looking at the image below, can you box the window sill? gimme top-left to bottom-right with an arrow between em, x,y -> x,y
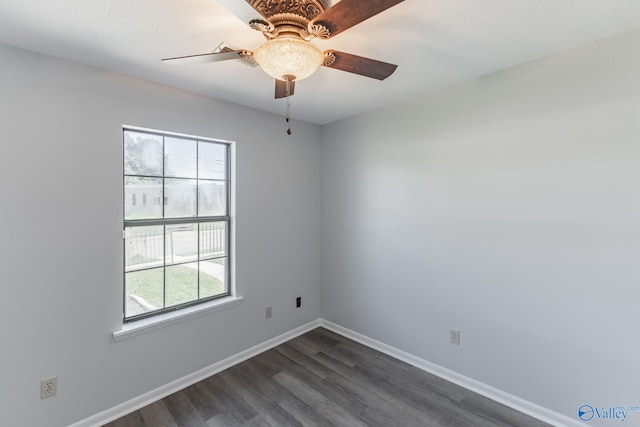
113,295 -> 243,342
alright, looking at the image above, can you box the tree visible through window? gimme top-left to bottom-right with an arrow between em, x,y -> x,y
123,128 -> 230,321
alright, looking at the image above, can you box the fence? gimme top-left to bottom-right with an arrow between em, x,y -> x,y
125,223 -> 226,270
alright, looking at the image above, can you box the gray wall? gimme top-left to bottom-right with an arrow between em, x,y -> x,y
321,29 -> 640,423
0,44 -> 322,427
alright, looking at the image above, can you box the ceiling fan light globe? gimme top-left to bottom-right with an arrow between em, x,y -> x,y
254,37 -> 324,81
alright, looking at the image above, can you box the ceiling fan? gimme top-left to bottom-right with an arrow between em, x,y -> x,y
162,0 -> 405,100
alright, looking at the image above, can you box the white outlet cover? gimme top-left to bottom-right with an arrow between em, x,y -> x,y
449,329 -> 460,345
41,377 -> 57,399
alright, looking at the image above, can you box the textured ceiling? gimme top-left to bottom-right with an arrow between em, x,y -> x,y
1,0 -> 639,124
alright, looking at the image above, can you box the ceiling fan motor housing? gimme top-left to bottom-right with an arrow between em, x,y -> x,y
250,0 -> 329,21
249,0 -> 332,40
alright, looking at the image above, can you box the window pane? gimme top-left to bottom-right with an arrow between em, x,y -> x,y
165,137 -> 197,178
124,131 -> 163,176
165,223 -> 197,265
198,142 -> 226,180
198,181 -> 226,217
165,263 -> 198,307
165,179 -> 197,218
200,258 -> 227,298
124,128 -> 231,321
125,177 -> 163,220
125,226 -> 164,271
125,268 -> 164,317
199,222 -> 226,259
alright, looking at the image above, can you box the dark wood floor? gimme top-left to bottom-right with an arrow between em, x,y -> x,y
104,328 -> 551,427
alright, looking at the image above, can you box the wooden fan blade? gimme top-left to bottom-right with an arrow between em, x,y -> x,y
162,50 -> 244,64
311,0 -> 404,39
323,50 -> 397,80
275,78 -> 296,99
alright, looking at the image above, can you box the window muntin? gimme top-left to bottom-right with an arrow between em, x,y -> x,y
123,128 -> 230,322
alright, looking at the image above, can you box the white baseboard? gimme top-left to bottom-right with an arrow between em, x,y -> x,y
71,318 -> 581,427
69,319 -> 321,427
319,319 -> 582,427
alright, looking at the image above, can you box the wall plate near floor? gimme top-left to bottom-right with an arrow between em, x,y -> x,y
265,306 -> 272,319
41,377 -> 57,399
449,329 -> 460,345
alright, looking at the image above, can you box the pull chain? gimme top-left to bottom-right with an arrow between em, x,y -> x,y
286,77 -> 292,135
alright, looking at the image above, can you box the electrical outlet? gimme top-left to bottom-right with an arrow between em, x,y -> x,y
41,377 -> 57,399
296,296 -> 301,308
265,306 -> 272,319
449,329 -> 460,345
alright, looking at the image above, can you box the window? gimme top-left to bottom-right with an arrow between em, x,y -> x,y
123,128 -> 231,322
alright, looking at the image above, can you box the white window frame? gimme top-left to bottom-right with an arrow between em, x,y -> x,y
121,126 -> 235,324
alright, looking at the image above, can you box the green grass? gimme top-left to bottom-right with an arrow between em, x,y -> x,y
126,263 -> 225,311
